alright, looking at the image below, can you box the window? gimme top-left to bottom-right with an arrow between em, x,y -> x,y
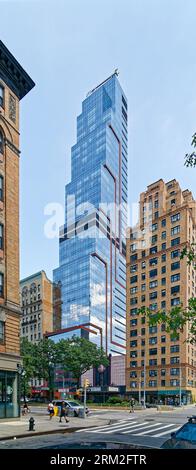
149,370 -> 157,377
161,323 -> 166,332
154,200 -> 159,208
141,261 -> 146,269
161,336 -> 166,343
161,358 -> 166,365
149,359 -> 157,366
161,369 -> 166,376
171,285 -> 180,295
152,223 -> 158,232
130,319 -> 137,326
0,273 -> 4,297
161,300 -> 166,309
149,326 -> 157,334
171,199 -> 176,206
161,278 -> 166,285
0,130 -> 4,155
149,337 -> 157,345
141,295 -> 146,302
0,224 -> 3,250
0,175 -> 3,201
162,242 -> 166,250
130,286 -> 137,294
150,246 -> 157,255
171,298 -> 180,306
0,321 -> 5,343
170,345 -> 180,353
162,254 -> 166,262
171,261 -> 180,270
130,297 -> 137,305
151,235 -> 157,244
130,264 -> 137,273
170,368 -> 180,376
161,289 -> 166,297
161,219 -> 166,227
130,351 -> 137,358
161,347 -> 166,354
0,85 -> 4,108
161,266 -> 166,274
170,356 -> 180,364
149,257 -> 158,266
171,249 -> 180,259
170,379 -> 180,386
141,328 -> 145,335
171,237 -> 180,247
130,308 -> 138,316
141,317 -> 145,325
171,225 -> 180,236
150,269 -> 157,278
149,348 -> 157,355
141,273 -> 146,281
142,250 -> 146,258
162,231 -> 166,239
130,361 -> 137,368
171,213 -> 180,223
171,273 -> 180,282
130,340 -> 137,347
161,380 -> 166,386
130,329 -> 137,337
149,280 -> 158,289
149,380 -> 157,387
154,211 -> 159,219
130,371 -> 137,378
141,283 -> 146,291
130,254 -> 138,262
149,291 -> 157,300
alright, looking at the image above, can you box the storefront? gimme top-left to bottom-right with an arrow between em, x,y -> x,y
0,370 -> 19,419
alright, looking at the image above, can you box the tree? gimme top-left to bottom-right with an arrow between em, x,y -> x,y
20,338 -> 37,399
57,336 -> 109,386
35,338 -> 58,400
184,132 -> 196,167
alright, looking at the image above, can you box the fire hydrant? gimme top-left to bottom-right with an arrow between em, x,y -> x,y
28,417 -> 35,431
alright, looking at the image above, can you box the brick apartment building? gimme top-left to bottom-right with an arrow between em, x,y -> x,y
126,179 -> 196,404
0,41 -> 34,418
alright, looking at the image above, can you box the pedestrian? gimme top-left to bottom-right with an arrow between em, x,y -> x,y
22,402 -> 30,416
48,401 -> 54,420
59,401 -> 69,423
129,397 -> 135,413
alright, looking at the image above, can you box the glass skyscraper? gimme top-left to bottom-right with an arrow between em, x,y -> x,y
53,71 -> 128,357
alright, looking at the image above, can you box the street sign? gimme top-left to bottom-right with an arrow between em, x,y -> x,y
58,388 -> 69,393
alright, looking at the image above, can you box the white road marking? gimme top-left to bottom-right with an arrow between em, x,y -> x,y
75,419 -> 134,433
153,425 -> 181,437
121,422 -> 162,434
134,423 -> 176,436
87,421 -> 138,434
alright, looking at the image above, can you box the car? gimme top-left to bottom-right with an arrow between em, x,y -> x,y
20,397 -> 29,402
161,416 -> 196,449
53,400 -> 89,417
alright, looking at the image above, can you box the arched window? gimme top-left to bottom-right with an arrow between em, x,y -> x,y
0,130 -> 3,155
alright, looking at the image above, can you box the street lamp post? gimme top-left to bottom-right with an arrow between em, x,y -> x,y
138,335 -> 146,407
17,364 -> 26,403
179,367 -> 182,407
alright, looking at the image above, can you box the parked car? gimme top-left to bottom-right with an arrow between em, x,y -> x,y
53,400 -> 89,417
161,416 -> 196,449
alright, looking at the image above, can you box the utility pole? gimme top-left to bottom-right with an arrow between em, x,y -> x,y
143,353 -> 146,408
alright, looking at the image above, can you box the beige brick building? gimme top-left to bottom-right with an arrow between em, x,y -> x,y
126,179 -> 196,404
20,271 -> 54,344
0,41 -> 34,418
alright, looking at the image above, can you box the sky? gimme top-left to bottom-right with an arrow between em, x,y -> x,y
0,0 -> 196,280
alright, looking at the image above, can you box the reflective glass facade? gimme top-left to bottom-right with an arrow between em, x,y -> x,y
53,73 -> 128,356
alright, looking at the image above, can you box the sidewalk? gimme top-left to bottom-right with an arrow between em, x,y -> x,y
0,415 -> 109,441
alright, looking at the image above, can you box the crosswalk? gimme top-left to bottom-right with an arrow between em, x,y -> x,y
76,418 -> 181,438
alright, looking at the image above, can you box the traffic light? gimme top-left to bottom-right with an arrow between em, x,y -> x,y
84,379 -> 90,388
75,389 -> 81,397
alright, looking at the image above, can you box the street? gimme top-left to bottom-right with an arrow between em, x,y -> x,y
0,405 -> 195,449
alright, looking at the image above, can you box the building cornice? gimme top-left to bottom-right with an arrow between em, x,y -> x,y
0,40 -> 35,100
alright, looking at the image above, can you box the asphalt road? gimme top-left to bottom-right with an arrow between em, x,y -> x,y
0,405 -> 195,449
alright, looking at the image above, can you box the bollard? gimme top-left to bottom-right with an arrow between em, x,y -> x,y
28,417 -> 35,431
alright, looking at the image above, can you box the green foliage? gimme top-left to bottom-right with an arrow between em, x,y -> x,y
185,133 -> 196,167
57,336 -> 109,381
107,396 -> 123,404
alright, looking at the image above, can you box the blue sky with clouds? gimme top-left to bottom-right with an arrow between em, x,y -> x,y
1,0 -> 195,280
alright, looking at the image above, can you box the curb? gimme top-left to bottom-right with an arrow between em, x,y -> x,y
0,421 -> 111,442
